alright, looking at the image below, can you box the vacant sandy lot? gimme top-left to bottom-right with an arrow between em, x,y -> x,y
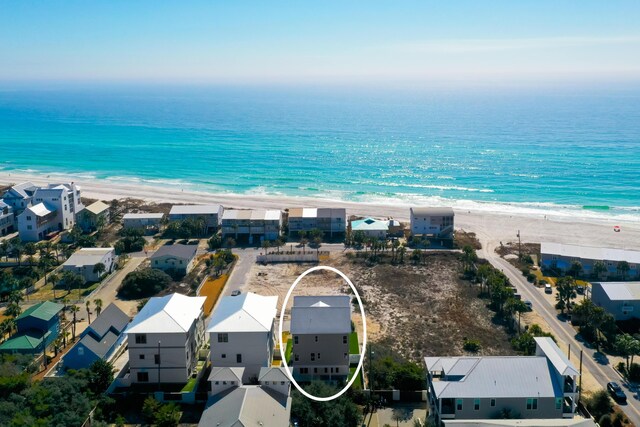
246,251 -> 515,362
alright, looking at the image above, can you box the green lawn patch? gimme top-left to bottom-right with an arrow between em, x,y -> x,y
181,377 -> 198,393
349,331 -> 359,355
348,366 -> 363,389
285,338 -> 293,363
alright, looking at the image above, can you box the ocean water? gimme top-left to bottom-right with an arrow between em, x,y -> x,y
0,85 -> 639,220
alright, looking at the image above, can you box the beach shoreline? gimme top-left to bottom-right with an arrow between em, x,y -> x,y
1,170 -> 639,250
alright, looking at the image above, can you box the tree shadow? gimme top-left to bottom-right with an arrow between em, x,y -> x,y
593,351 -> 610,365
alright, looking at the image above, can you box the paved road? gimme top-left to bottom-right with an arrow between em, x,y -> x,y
478,235 -> 640,426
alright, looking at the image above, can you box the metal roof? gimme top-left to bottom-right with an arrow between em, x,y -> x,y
534,337 -> 580,376
424,356 -> 563,399
541,242 -> 640,264
83,201 -> 110,215
63,248 -> 114,267
169,204 -> 221,215
76,330 -> 119,359
26,202 -> 56,217
594,282 -> 640,301
208,366 -> 245,383
290,295 -> 352,334
17,301 -> 63,322
259,367 -> 290,383
122,213 -> 164,219
151,244 -> 197,260
198,386 -> 291,427
443,419 -> 596,427
125,293 -> 206,334
411,207 -> 455,216
222,209 -> 281,221
207,292 -> 277,333
0,329 -> 50,351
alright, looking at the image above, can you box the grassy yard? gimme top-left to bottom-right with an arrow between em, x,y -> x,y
348,366 -> 363,389
285,338 -> 293,363
181,377 -> 198,393
28,281 -> 100,301
349,331 -> 359,355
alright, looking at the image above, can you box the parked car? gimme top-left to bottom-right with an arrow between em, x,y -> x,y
607,382 -> 627,403
524,300 -> 533,310
576,285 -> 585,294
545,284 -> 553,294
231,290 -> 241,296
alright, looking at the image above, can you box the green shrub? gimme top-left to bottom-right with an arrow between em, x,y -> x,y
587,389 -> 613,421
599,414 -> 612,427
463,338 -> 481,352
629,362 -> 640,382
526,273 -> 536,283
118,268 -> 172,299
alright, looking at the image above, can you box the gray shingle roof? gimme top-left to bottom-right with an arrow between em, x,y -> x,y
86,303 -> 130,339
151,244 -> 197,261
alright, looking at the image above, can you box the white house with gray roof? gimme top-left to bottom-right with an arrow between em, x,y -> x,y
151,244 -> 198,276
410,206 -> 455,239
0,200 -> 15,236
62,247 -> 116,282
168,204 -> 223,232
125,293 -> 206,384
122,212 -> 164,232
591,282 -> 640,321
199,366 -> 291,427
541,242 -> 640,279
425,337 -> 579,424
76,200 -> 110,232
290,295 -> 352,382
207,292 -> 278,382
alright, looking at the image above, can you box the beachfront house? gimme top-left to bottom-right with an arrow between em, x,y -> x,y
151,244 -> 198,276
221,209 -> 282,245
207,292 -> 278,382
15,182 -> 84,241
169,204 -> 223,233
199,366 -> 292,427
125,293 -> 206,384
0,301 -> 64,354
425,337 -> 579,424
540,242 -> 640,280
0,201 -> 15,236
350,217 -> 388,239
62,247 -> 116,282
122,212 -> 164,232
288,207 -> 346,239
410,207 -> 455,240
76,200 -> 110,232
62,303 -> 130,370
591,282 -> 640,321
1,182 -> 38,215
290,295 -> 352,382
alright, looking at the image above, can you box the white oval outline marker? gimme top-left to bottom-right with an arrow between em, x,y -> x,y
278,265 -> 367,402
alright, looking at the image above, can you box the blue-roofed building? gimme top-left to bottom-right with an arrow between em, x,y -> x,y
0,301 -> 64,354
62,303 -> 130,370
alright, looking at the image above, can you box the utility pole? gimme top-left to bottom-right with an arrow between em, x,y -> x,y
578,350 -> 583,408
157,341 -> 161,390
368,344 -> 374,408
517,230 -> 522,260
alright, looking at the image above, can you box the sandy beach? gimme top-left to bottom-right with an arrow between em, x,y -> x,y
2,170 -> 639,252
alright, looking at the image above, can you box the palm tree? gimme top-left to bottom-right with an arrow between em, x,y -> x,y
69,305 -> 80,341
49,272 -> 60,299
593,260 -> 607,280
398,245 -> 406,264
618,261 -> 631,281
8,290 -> 23,305
556,276 -> 577,314
93,262 -> 106,279
10,237 -> 22,266
38,249 -> 56,286
86,300 -> 92,324
300,238 -> 308,254
23,243 -> 37,266
4,302 -> 22,318
0,318 -> 15,342
94,298 -> 103,316
0,241 -> 9,262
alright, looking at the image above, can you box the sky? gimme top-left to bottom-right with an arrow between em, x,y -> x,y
1,1 -> 639,87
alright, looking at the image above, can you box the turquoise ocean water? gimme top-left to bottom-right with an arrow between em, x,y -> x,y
0,86 -> 639,221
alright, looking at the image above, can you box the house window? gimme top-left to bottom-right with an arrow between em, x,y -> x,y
314,368 -> 318,373
135,334 -> 147,344
490,399 -> 496,407
324,368 -> 328,373
236,354 -> 242,363
311,353 -> 315,361
221,354 -> 226,359
137,372 -> 149,382
281,381 -> 285,385
139,354 -> 145,360
343,335 -> 347,344
214,381 -> 219,385
154,354 -> 160,364
78,347 -> 84,356
474,399 -> 480,410
294,335 -> 298,344
294,354 -> 299,362
300,368 -> 308,374
155,260 -> 158,265
344,353 -> 348,359
456,399 -> 463,411
336,368 -> 339,373
218,333 -> 228,343
526,398 -> 538,410
556,398 -> 562,410
315,336 -> 318,342
27,225 -> 32,230
27,216 -> 32,221
179,260 -> 183,264
317,353 -> 320,360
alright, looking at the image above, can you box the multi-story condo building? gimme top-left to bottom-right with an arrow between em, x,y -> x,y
0,201 -> 15,236
290,295 -> 352,382
125,293 -> 206,384
425,337 -> 579,425
10,182 -> 84,241
207,292 -> 278,382
541,242 -> 640,279
288,207 -> 346,239
410,207 -> 455,240
221,209 -> 282,244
